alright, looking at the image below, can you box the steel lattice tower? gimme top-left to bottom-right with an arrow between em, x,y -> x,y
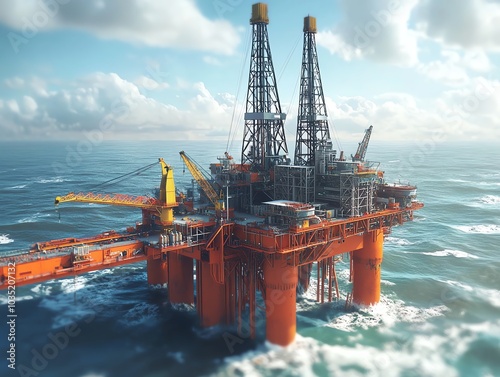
241,3 -> 288,171
294,16 -> 331,166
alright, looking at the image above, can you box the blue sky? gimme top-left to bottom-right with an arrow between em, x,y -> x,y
1,0 -> 499,149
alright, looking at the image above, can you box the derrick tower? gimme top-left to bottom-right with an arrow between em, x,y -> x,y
241,3 -> 288,171
294,16 -> 331,166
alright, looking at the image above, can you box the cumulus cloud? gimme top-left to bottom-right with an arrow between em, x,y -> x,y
325,85 -> 500,142
4,76 -> 25,89
414,0 -> 500,50
0,72 -> 237,140
0,0 -> 240,54
317,0 -> 419,66
418,50 -> 489,87
134,75 -> 169,91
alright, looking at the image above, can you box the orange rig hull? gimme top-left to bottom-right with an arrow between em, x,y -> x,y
0,203 -> 422,347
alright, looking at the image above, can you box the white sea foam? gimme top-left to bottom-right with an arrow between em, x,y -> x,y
31,284 -> 53,296
10,184 -> 27,189
479,195 -> 500,205
35,177 -> 67,184
325,295 -> 447,332
448,178 -> 500,187
453,224 -> 500,234
447,178 -> 470,184
444,280 -> 500,309
214,331 -> 462,377
0,234 -> 14,244
17,212 -> 51,223
0,295 -> 34,305
385,237 -> 414,246
423,249 -> 479,259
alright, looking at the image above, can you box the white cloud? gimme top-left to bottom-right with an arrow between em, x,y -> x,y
414,0 -> 500,50
325,86 -> 500,142
23,95 -> 38,114
317,0 -> 419,66
0,0 -> 240,55
4,76 -> 25,89
0,72 -> 237,140
134,75 -> 169,91
417,50 -> 493,86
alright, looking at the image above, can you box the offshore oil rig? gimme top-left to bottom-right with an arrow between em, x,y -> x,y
0,3 -> 422,346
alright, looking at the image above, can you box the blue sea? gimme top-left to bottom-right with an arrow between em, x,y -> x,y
1,140 -> 499,377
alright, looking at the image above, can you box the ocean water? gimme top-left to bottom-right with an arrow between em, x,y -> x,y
1,140 -> 499,377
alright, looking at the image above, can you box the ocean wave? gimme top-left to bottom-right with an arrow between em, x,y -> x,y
422,249 -> 479,259
17,212 -> 52,223
9,184 -> 28,189
325,295 -> 447,332
0,294 -> 34,305
0,234 -> 14,244
213,330 -> 462,377
453,224 -> 500,234
447,178 -> 500,187
31,284 -> 53,296
35,176 -> 68,184
444,280 -> 500,309
447,178 -> 470,184
479,195 -> 500,205
118,302 -> 159,327
385,237 -> 414,246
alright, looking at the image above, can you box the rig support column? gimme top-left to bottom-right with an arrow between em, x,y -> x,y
168,252 -> 194,304
147,257 -> 168,285
264,256 -> 298,346
352,229 -> 384,306
298,263 -> 312,293
196,260 -> 226,327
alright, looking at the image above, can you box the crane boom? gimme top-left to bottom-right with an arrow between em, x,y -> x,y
352,125 -> 373,162
179,151 -> 224,211
55,158 -> 178,225
54,192 -> 164,209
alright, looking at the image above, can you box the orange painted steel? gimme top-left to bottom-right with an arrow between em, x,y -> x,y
352,229 -> 384,306
168,252 -> 194,304
316,256 -> 340,303
196,260 -> 226,327
1,239 -> 146,288
263,256 -> 298,346
298,263 -> 312,292
0,202 -> 421,347
147,257 -> 168,285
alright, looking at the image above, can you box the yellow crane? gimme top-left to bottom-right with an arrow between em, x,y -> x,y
179,151 -> 225,211
55,158 -> 178,226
